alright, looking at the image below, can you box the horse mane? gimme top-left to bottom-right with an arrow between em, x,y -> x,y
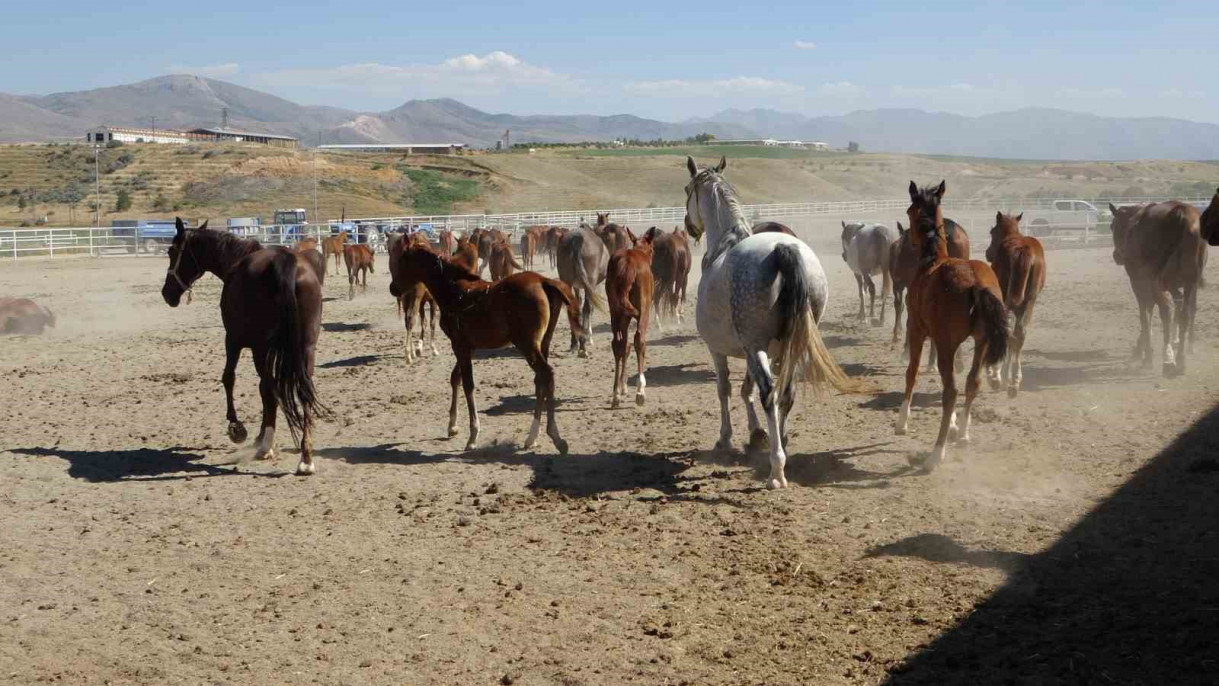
696,170 -> 753,265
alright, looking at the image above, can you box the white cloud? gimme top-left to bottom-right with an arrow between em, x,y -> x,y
1158,88 -> 1205,99
793,40 -> 817,50
818,81 -> 861,97
257,51 -> 582,98
625,76 -> 804,97
169,63 -> 240,78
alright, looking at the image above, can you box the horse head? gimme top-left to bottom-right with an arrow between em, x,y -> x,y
684,155 -> 729,244
1200,188 -> 1219,247
907,180 -> 946,261
162,217 -> 209,307
840,221 -> 865,262
1108,203 -> 1142,266
987,212 -> 1024,263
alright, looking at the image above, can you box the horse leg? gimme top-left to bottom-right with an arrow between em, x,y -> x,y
568,288 -> 581,353
347,270 -> 355,301
1155,288 -> 1176,375
429,300 -> 439,356
458,352 -> 480,450
251,348 -> 277,461
896,333 -> 925,435
447,362 -> 461,438
927,343 -> 960,472
610,315 -> 627,408
925,338 -> 937,372
578,288 -> 593,358
892,285 -> 905,349
745,349 -> 786,490
296,339 -> 318,476
403,295 -> 416,363
865,274 -> 878,326
777,382 -> 795,451
634,314 -> 647,406
712,353 -> 733,451
740,372 -> 767,453
879,266 -> 891,327
1173,289 -> 1188,375
854,273 -> 865,322
1131,285 -> 1152,367
1008,303 -> 1031,397
222,336 -> 248,443
959,339 -> 987,444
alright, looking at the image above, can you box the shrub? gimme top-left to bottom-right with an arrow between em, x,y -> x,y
202,149 -> 218,160
105,140 -> 123,149
115,190 -> 132,212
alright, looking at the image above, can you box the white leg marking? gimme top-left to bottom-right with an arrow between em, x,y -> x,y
254,427 -> 276,461
895,399 -> 911,435
635,372 -> 647,405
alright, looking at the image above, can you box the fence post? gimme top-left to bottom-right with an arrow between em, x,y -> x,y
89,226 -> 96,257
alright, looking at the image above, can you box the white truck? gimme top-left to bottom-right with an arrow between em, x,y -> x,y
1021,200 -> 1109,237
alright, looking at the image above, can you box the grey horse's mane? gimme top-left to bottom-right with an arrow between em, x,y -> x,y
694,170 -> 753,267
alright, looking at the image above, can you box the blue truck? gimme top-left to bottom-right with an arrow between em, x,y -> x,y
267,208 -> 308,245
110,219 -> 192,254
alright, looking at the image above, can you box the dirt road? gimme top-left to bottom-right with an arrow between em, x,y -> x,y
2,228 -> 1216,685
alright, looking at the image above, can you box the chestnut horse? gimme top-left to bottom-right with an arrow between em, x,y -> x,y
488,239 -> 523,281
896,182 -> 1008,472
452,236 -> 479,272
387,233 -> 438,362
605,233 -> 655,407
1108,201 -> 1206,375
985,212 -> 1046,396
438,230 -> 456,256
520,231 -> 536,269
544,226 -> 568,268
594,213 -> 632,255
890,218 -> 971,353
161,218 -> 327,475
343,244 -> 374,300
388,245 -> 584,453
642,226 -> 691,331
321,231 -> 347,275
0,298 -> 55,335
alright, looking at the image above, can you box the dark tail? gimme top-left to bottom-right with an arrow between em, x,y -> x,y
266,251 -> 329,440
972,285 -> 1010,366
543,278 -> 586,338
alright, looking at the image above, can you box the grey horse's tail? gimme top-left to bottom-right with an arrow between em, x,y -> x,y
772,243 -> 863,395
569,239 -> 605,313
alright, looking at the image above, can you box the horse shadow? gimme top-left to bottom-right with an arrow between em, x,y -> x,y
638,363 -> 715,387
323,322 -> 372,333
313,442 -> 443,467
1026,348 -> 1109,363
319,354 -> 383,369
649,333 -> 701,348
842,362 -> 888,378
883,403 -> 1219,684
526,450 -> 692,498
864,533 -> 1030,573
823,334 -> 864,349
687,441 -> 912,490
8,445 -> 269,482
859,390 -> 939,411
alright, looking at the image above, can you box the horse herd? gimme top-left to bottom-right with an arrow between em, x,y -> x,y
153,161 -> 1219,487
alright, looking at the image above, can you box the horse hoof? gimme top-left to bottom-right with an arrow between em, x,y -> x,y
947,426 -> 959,442
464,441 -> 478,452
714,439 -> 732,451
554,438 -> 570,455
295,461 -> 316,476
577,349 -> 589,359
766,478 -> 787,490
227,422 -> 248,444
254,447 -> 276,461
1163,362 -> 1181,378
894,425 -> 907,436
870,318 -> 882,327
746,429 -> 769,454
635,393 -> 646,406
1007,385 -> 1019,398
611,397 -> 621,409
447,426 -> 459,438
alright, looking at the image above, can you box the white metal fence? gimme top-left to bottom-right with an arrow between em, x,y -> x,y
1,195 -> 1210,259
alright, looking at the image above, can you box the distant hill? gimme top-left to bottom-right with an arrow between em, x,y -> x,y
5,75 -> 1219,159
696,107 -> 1219,160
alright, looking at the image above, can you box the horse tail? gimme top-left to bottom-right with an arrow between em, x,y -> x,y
772,243 -> 863,395
267,251 -> 329,440
1006,249 -> 1034,308
574,252 -> 606,313
972,285 -> 1010,366
544,278 -> 586,339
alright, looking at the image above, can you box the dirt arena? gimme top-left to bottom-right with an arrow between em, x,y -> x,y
2,226 -> 1217,685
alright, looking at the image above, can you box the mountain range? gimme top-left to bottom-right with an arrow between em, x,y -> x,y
3,75 -> 1219,160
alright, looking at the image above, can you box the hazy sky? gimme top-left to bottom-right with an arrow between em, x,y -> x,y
4,0 -> 1216,122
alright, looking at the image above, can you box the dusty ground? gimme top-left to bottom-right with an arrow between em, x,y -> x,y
1,224 -> 1217,685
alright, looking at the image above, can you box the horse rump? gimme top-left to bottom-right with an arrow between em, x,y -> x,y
972,285 -> 1010,366
266,250 -> 330,439
542,278 -> 587,339
770,243 -> 862,395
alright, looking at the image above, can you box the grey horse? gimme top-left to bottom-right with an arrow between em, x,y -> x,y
840,221 -> 897,326
556,224 -> 609,356
687,156 -> 860,489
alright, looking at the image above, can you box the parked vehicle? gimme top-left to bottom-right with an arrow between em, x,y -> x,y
226,217 -> 261,237
268,208 -> 308,244
110,219 -> 192,253
1022,200 -> 1102,237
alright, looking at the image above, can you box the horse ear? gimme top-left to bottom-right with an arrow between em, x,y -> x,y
716,156 -> 727,173
199,219 -> 209,230
686,156 -> 698,178
841,220 -> 846,229
935,180 -> 946,199
908,181 -> 918,199
896,222 -> 905,235
1014,212 -> 1023,223
175,217 -> 185,233
1108,203 -> 1118,214
996,211 -> 1003,223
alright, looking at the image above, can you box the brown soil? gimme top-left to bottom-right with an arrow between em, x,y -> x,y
1,226 -> 1216,685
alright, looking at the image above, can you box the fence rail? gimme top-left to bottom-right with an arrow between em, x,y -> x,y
1,195 -> 1210,259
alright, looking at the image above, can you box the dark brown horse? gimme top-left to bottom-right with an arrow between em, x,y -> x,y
594,213 -> 631,255
0,298 -> 55,334
293,239 -> 326,285
642,226 -> 691,330
1108,201 -> 1207,375
472,228 -> 507,275
388,233 -> 438,363
896,182 -> 1008,472
161,218 -> 327,475
488,239 -> 523,281
605,233 -> 655,408
343,244 -> 374,300
985,212 -> 1047,396
544,226 -> 568,268
520,230 -> 537,269
388,245 -> 584,453
890,217 -> 971,352
321,231 -> 347,276
1200,188 -> 1219,246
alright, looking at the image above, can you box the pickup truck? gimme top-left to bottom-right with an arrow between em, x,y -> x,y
1021,200 -> 1108,237
110,219 -> 192,253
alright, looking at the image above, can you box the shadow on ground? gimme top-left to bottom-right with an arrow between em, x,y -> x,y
866,533 -> 1030,572
8,446 -> 271,482
319,354 -> 384,369
323,322 -> 372,333
883,402 -> 1219,684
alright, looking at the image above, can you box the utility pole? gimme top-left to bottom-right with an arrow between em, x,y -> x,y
313,131 -> 320,224
150,115 -> 156,139
93,145 -> 101,229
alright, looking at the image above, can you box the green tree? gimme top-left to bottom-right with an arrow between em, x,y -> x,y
847,141 -> 860,153
115,189 -> 132,212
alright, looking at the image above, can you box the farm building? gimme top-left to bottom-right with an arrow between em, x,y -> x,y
317,143 -> 466,155
714,138 -> 829,150
84,126 -> 297,148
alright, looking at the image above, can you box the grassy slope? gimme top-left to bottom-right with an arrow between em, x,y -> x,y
1,142 -> 1216,226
